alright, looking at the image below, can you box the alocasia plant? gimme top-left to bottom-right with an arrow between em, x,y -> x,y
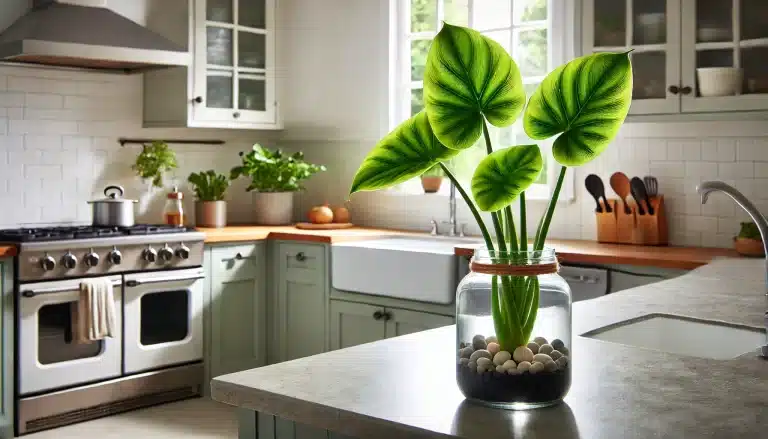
350,23 -> 632,351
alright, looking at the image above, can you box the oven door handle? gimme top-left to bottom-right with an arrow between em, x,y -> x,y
21,280 -> 123,298
125,274 -> 205,287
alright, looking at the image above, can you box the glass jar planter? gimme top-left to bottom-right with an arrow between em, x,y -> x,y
456,248 -> 572,410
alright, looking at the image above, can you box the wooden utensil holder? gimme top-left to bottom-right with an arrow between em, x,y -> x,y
596,196 -> 668,245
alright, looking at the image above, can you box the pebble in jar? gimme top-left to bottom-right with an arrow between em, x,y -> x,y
164,185 -> 185,226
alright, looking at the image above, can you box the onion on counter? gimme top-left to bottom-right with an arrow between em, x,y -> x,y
308,204 -> 334,224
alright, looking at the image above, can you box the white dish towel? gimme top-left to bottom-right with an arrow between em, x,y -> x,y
72,278 -> 117,343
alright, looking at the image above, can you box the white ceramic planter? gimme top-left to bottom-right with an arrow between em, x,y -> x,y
251,191 -> 294,225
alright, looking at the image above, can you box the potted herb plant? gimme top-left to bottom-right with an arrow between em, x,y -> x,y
132,140 -> 178,189
230,144 -> 327,225
188,170 -> 230,228
734,221 -> 765,257
349,24 -> 632,409
421,164 -> 445,193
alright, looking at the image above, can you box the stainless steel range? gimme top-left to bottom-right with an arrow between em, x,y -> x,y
3,225 -> 206,435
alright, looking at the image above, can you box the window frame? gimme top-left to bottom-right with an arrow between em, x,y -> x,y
390,0 -> 576,201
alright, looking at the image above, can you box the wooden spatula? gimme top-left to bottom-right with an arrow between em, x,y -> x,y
609,172 -> 632,215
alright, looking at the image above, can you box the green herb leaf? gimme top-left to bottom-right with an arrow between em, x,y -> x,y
523,52 -> 633,166
349,111 -> 460,194
424,23 -> 526,150
471,145 -> 543,212
230,143 -> 326,192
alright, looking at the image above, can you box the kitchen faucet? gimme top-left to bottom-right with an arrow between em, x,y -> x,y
697,181 -> 768,359
429,181 -> 465,237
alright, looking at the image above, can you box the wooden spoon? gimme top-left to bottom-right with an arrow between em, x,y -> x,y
609,172 -> 632,215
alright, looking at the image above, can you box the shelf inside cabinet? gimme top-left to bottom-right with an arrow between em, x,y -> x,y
593,44 -> 666,53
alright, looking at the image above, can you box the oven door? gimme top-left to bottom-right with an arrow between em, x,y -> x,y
123,268 -> 205,374
18,276 -> 123,395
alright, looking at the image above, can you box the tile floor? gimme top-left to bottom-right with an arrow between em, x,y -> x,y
24,397 -> 238,439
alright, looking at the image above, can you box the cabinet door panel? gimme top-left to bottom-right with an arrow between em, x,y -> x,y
279,280 -> 326,361
209,245 -> 266,378
385,308 -> 454,338
584,0 -> 681,115
681,0 -> 768,112
329,301 -> 385,351
0,260 -> 12,437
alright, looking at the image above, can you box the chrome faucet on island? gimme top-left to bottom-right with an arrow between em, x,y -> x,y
697,181 -> 768,359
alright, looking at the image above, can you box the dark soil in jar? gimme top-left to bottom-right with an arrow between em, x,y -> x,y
456,364 -> 571,405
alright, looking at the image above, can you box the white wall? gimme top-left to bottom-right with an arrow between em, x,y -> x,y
279,0 -> 768,248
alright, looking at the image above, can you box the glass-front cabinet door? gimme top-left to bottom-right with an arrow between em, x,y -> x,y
193,0 -> 275,126
681,0 -> 768,112
583,0 -> 681,114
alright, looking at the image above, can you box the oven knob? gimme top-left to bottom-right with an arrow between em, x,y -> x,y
62,252 -> 78,269
143,247 -> 158,263
108,249 -> 122,265
40,255 -> 56,271
175,244 -> 190,260
158,246 -> 174,262
84,252 -> 100,267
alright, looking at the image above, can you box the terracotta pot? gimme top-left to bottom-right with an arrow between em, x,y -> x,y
734,237 -> 765,257
195,201 -> 227,228
421,176 -> 443,194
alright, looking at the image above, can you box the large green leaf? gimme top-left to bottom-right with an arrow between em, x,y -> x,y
349,112 -> 460,194
523,52 -> 633,166
424,23 -> 526,150
471,145 -> 543,212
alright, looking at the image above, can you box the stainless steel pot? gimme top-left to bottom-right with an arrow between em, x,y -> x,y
88,185 -> 137,227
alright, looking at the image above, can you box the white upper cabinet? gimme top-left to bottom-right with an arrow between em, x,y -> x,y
583,0 -> 768,116
144,0 -> 279,129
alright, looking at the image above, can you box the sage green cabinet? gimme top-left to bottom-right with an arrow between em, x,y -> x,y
274,243 -> 328,362
329,299 -> 454,351
329,301 -> 386,350
206,244 -> 267,379
0,258 -> 13,438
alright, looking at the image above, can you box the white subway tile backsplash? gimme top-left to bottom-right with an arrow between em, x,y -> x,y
685,215 -> 718,232
9,119 -> 78,135
685,161 -> 718,178
25,135 -> 62,150
0,118 -> 6,135
718,162 -> 754,179
7,76 -> 77,94
649,161 -> 685,178
754,162 -> 768,178
25,164 -> 63,180
25,93 -> 63,109
736,139 -> 768,162
0,76 -> 6,91
715,139 -> 737,161
0,92 -> 25,107
0,135 -> 23,151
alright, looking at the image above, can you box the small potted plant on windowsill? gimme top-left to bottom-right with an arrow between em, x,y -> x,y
421,164 -> 445,193
734,221 -> 765,257
188,170 -> 230,228
230,144 -> 326,225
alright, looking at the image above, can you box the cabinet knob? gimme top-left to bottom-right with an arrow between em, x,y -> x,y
233,111 -> 241,119
373,311 -> 384,320
668,85 -> 680,95
680,86 -> 693,95
193,96 -> 203,104
295,252 -> 306,262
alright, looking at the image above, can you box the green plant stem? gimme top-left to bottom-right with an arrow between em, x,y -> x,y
504,208 -> 518,253
534,166 -> 567,251
520,193 -> 528,252
439,163 -> 494,252
481,121 -> 507,254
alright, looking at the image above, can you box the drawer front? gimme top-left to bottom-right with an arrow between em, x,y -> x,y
211,243 -> 263,283
278,243 -> 325,284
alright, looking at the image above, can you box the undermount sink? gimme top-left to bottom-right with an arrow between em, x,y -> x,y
581,313 -> 766,360
331,236 -> 482,304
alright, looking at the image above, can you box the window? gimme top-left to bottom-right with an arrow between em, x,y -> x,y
393,0 -> 573,199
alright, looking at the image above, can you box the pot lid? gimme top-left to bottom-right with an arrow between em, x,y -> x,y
88,185 -> 138,203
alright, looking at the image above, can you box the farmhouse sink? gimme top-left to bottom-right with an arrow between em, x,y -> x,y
581,313 -> 766,360
331,236 -> 482,304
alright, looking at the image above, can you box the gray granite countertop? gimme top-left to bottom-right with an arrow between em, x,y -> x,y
211,258 -> 768,439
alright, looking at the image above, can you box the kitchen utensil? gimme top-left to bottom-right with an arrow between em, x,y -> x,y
630,177 -> 654,215
643,176 -> 659,197
295,222 -> 355,230
696,67 -> 743,97
585,174 -> 611,213
609,172 -> 632,215
87,185 -> 137,227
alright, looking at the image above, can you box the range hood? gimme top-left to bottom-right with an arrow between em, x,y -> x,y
0,0 -> 190,73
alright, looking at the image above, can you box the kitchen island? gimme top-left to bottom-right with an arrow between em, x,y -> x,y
211,258 -> 768,439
